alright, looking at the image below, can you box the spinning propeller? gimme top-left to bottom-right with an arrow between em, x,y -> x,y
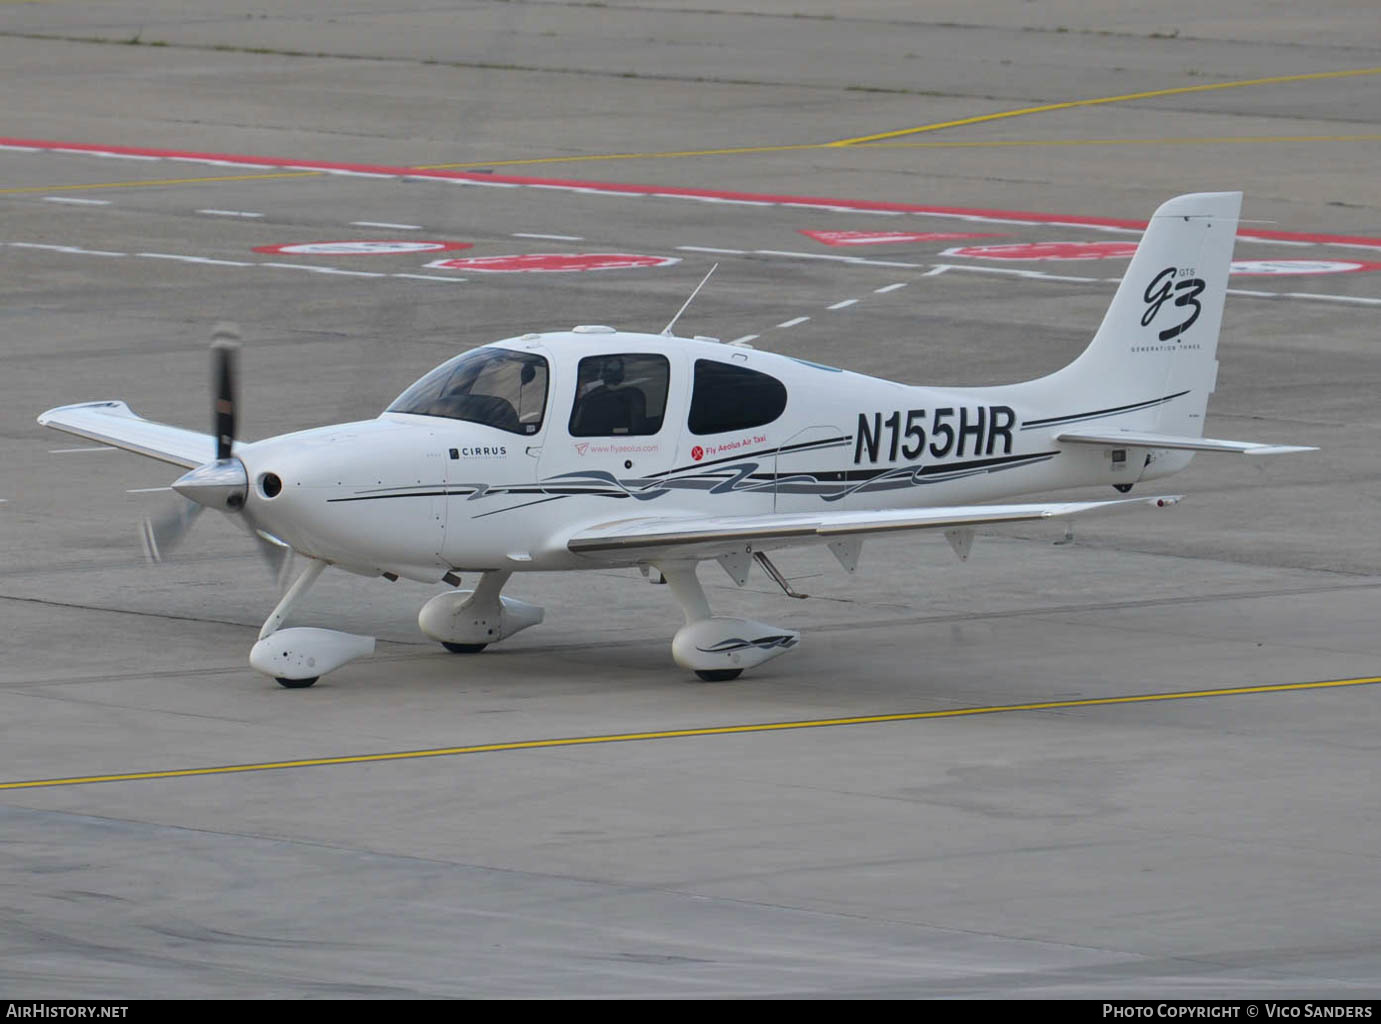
140,324 -> 292,582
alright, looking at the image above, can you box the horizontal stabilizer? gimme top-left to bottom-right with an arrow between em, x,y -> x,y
568,495 -> 1179,562
37,401 -> 223,469
1056,429 -> 1315,456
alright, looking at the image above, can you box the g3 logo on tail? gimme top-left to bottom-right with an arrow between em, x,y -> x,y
1142,266 -> 1206,342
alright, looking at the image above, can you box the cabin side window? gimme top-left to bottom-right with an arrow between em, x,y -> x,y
687,359 -> 787,435
387,347 -> 549,435
569,354 -> 670,437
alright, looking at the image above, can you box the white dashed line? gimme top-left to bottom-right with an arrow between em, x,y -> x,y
512,233 -> 584,241
50,447 -> 114,454
776,316 -> 811,329
439,177 -> 520,189
1283,291 -> 1381,306
43,196 -> 110,206
196,209 -> 264,218
1239,236 -> 1315,248
139,253 -> 254,267
756,249 -> 923,268
826,299 -> 859,310
54,148 -> 157,161
351,221 -> 422,230
126,486 -> 174,494
874,283 -> 909,293
926,263 -> 1100,283
182,158 -> 273,169
259,262 -> 386,278
655,193 -> 774,207
9,242 -> 124,256
285,165 -> 392,179
677,246 -> 747,255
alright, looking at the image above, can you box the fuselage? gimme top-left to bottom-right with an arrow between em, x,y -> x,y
235,328 -> 1191,581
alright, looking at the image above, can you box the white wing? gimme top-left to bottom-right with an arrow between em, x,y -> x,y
1057,429 -> 1315,456
567,495 -> 1178,563
37,401 -> 221,469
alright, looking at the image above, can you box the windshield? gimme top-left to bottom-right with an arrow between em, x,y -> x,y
387,347 -> 549,435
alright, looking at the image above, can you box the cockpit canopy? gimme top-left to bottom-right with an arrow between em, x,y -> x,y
387,347 -> 549,435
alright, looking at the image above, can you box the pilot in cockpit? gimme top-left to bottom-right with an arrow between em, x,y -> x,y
571,356 -> 646,435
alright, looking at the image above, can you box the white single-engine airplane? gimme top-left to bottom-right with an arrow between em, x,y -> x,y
40,191 -> 1311,687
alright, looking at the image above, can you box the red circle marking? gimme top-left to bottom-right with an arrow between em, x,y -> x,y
942,241 -> 1139,261
426,253 -> 680,273
1229,259 -> 1381,276
252,240 -> 472,255
690,446 -> 704,462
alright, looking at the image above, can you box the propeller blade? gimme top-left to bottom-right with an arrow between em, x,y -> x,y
140,500 -> 204,563
211,322 -> 240,461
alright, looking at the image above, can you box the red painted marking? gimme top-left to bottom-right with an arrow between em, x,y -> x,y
427,253 -> 678,272
8,137 -> 1381,249
252,240 -> 471,255
691,446 -> 704,462
800,230 -> 1005,247
943,241 -> 1139,261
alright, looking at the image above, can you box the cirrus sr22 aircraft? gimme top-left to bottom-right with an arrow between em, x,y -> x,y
39,191 -> 1312,687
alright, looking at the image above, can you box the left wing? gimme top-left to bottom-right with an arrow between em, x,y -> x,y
567,495 -> 1178,563
37,400 -> 222,469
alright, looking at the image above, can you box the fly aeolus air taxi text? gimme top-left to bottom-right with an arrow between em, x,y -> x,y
39,192 -> 1314,687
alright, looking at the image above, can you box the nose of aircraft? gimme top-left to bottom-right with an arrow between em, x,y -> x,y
227,417 -> 453,580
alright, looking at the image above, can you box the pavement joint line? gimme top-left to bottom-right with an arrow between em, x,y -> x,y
827,67 -> 1381,146
4,676 -> 1378,791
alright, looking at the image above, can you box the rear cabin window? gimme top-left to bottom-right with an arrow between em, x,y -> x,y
569,354 -> 669,437
688,359 -> 787,435
387,347 -> 549,435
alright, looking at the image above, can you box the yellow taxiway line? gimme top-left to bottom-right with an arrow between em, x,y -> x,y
828,66 -> 1381,146
413,132 -> 1381,171
3,675 -> 1378,791
860,133 -> 1381,151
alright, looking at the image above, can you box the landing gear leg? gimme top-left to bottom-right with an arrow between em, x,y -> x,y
418,570 -> 544,652
658,561 -> 800,681
248,558 -> 375,688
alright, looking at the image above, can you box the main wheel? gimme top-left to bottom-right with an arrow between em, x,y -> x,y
694,668 -> 742,682
276,676 -> 318,689
442,642 -> 488,654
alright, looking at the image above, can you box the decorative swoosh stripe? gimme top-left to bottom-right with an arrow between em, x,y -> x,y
1021,391 -> 1189,430
326,450 -> 1057,511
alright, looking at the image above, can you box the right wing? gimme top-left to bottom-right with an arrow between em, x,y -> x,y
567,494 -> 1179,564
38,401 -> 220,469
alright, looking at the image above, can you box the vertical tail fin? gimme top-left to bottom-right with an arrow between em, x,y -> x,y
1039,191 -> 1241,438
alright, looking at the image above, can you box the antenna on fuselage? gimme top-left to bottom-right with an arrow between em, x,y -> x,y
660,263 -> 718,336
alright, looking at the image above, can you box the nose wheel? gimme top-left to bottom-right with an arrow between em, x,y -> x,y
695,669 -> 742,682
276,676 -> 319,688
442,642 -> 488,654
